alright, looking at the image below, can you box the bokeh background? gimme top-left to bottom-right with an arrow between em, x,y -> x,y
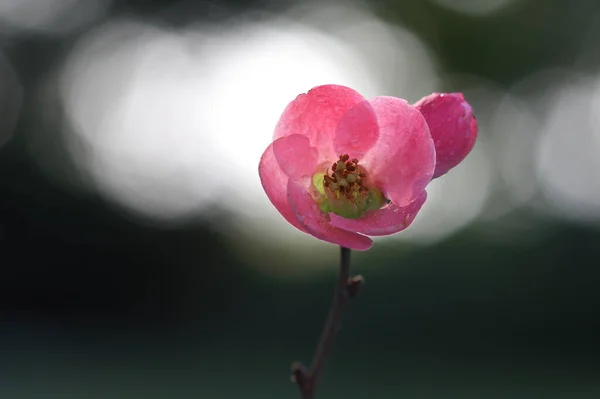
1,0 -> 600,397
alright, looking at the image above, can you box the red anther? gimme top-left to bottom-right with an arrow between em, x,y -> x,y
324,154 -> 369,201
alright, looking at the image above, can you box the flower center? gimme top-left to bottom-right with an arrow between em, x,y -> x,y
313,154 -> 386,219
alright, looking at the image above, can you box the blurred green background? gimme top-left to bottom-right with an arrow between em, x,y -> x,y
1,0 -> 600,397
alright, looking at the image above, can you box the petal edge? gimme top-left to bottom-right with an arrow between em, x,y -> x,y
329,191 -> 427,236
259,143 -> 308,233
287,181 -> 373,250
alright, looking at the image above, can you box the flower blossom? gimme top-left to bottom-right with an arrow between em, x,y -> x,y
259,85 -> 477,250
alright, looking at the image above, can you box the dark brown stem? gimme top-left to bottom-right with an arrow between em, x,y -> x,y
291,246 -> 364,399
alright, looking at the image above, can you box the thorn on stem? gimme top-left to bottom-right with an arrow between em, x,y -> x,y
347,275 -> 364,298
291,361 -> 309,384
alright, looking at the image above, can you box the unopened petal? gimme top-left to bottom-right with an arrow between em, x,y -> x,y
259,143 -> 308,233
272,134 -> 319,179
329,191 -> 427,236
363,96 -> 435,207
287,181 -> 373,251
274,85 -> 368,163
414,92 -> 478,178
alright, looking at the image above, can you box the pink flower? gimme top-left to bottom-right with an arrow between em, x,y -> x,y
259,85 -> 477,250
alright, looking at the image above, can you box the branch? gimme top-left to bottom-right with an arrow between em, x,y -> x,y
291,246 -> 364,399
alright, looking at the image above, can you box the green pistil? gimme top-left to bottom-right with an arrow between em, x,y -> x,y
313,172 -> 333,213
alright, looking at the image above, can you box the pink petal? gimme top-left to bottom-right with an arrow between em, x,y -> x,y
272,134 -> 319,179
329,191 -> 427,236
363,97 -> 435,207
333,99 -> 379,159
273,85 -> 368,163
287,181 -> 373,251
414,92 -> 478,178
258,143 -> 308,233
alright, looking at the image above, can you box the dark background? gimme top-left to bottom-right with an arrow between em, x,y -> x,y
1,0 -> 600,398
